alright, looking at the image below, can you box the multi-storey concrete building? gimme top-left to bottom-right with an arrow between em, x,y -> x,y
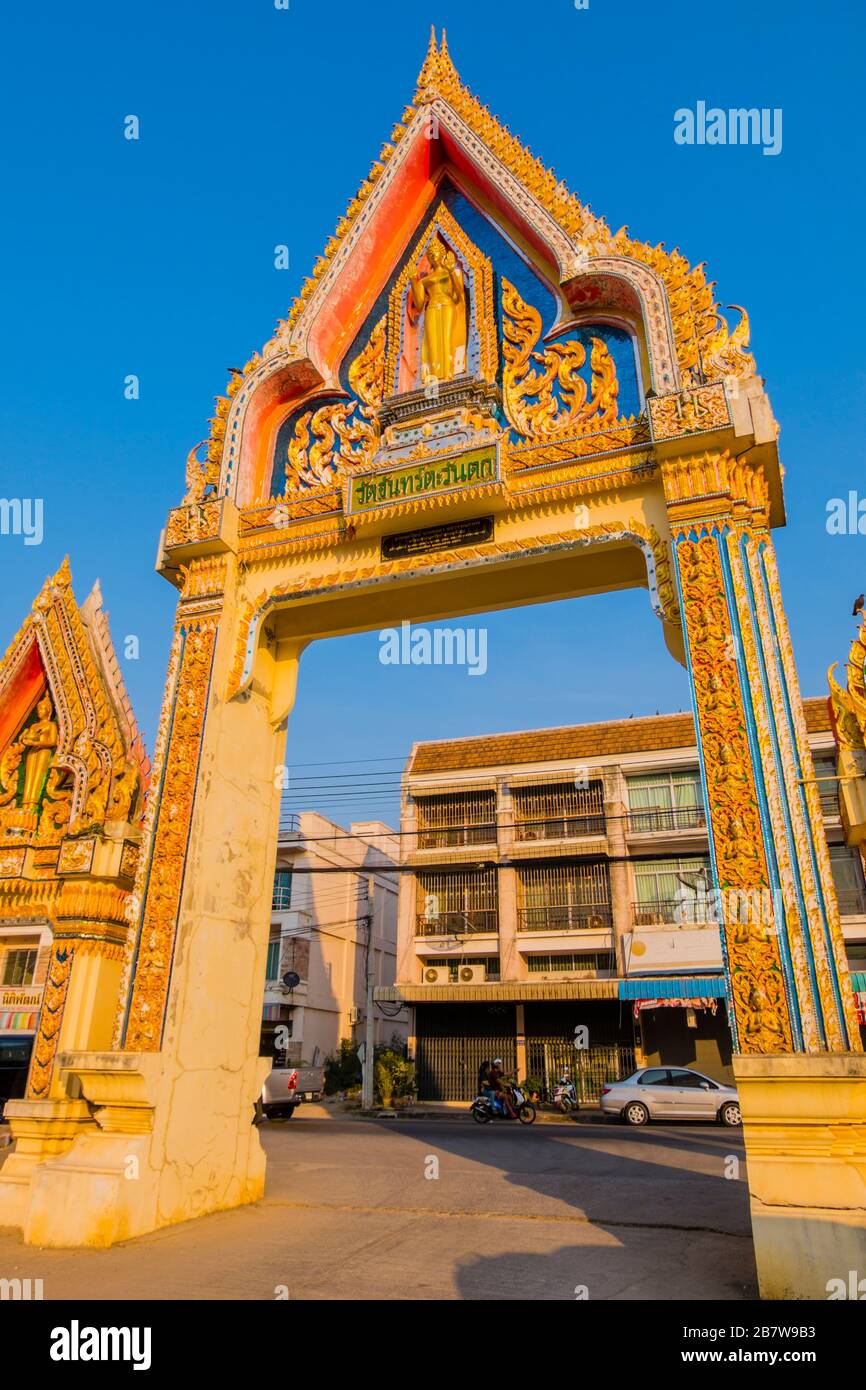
262,811 -> 408,1067
377,699 -> 866,1101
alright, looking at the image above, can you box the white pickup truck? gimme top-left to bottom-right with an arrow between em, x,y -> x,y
257,1063 -> 325,1121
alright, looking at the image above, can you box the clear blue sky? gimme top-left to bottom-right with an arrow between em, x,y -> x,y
1,0 -> 864,827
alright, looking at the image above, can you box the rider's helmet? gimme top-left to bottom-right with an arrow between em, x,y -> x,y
492,1057 -> 503,1066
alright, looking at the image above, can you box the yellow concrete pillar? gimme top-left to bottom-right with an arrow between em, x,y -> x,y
666,450 -> 865,1298
0,883 -> 130,1227
515,1002 -> 527,1081
19,552 -> 295,1247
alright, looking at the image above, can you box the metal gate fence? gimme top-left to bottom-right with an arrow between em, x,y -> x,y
526,1039 -> 636,1103
415,1005 -> 516,1101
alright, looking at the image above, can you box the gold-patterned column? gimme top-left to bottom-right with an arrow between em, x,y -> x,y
676,531 -> 793,1052
28,883 -> 130,1098
666,450 -> 860,1055
121,559 -> 224,1050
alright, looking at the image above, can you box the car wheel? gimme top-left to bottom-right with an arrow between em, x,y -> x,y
622,1101 -> 650,1126
719,1101 -> 741,1127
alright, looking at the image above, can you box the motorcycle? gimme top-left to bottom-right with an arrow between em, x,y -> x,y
552,1066 -> 579,1115
471,1082 -> 536,1125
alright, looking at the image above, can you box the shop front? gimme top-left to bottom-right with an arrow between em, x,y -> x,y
0,987 -> 42,1109
619,977 -> 733,1083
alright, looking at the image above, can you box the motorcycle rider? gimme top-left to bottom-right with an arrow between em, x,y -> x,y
488,1057 -> 516,1118
478,1058 -> 493,1101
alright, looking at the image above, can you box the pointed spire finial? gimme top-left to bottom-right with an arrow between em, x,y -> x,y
54,555 -> 72,588
415,25 -> 440,100
438,27 -> 458,87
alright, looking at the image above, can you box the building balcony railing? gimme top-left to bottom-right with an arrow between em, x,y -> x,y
631,898 -> 716,927
626,806 -> 707,834
415,910 -> 499,937
514,813 -> 606,842
416,823 -> 497,850
837,887 -> 866,917
517,904 -> 613,932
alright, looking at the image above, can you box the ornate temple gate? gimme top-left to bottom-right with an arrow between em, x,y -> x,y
2,33 -> 863,1295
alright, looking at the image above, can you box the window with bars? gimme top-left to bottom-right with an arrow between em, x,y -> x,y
829,845 -> 866,917
272,869 -> 293,911
416,869 -> 498,935
512,781 -> 605,841
632,856 -> 713,924
516,863 -> 612,930
414,791 -> 496,849
812,756 -> 840,819
265,939 -> 282,981
626,770 -> 705,832
526,952 -> 614,973
2,948 -> 37,987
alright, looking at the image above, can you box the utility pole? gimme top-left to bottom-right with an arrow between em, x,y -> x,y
361,876 -> 375,1109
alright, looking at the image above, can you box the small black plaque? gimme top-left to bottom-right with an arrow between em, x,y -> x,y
381,515 -> 494,560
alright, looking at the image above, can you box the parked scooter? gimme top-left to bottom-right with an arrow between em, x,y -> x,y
552,1066 -> 579,1115
471,1082 -> 536,1125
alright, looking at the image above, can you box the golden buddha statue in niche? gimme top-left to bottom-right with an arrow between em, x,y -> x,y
410,236 -> 467,384
19,692 -> 58,816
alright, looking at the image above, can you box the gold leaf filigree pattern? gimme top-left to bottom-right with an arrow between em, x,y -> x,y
501,279 -> 620,440
677,533 -> 792,1054
284,317 -> 385,491
125,623 -> 216,1051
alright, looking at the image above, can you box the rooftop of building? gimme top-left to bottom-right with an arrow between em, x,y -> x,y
406,696 -> 832,777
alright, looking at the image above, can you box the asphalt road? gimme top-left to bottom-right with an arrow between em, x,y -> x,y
0,1116 -> 756,1300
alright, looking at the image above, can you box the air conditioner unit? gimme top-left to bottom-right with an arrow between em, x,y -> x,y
457,964 -> 486,984
423,966 -> 451,984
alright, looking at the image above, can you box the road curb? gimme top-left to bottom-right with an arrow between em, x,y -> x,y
355,1107 -> 610,1124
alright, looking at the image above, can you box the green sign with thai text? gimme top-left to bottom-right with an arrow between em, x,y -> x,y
348,445 -> 498,513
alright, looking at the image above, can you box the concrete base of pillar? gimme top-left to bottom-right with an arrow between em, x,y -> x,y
734,1051 -> 866,1300
5,1048 -> 270,1248
0,1097 -> 96,1229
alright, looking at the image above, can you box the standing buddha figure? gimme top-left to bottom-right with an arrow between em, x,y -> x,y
410,237 -> 467,385
19,692 -> 58,818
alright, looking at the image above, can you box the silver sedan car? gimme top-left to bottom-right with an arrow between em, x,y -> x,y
600,1066 -> 741,1126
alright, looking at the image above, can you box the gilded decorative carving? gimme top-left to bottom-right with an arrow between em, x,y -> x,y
23,881 -> 130,1098
57,837 -> 95,875
120,841 -> 140,881
0,560 -> 146,845
165,501 -> 222,549
27,942 -> 73,1099
610,235 -> 756,388
176,29 -> 764,524
283,317 -> 385,491
125,622 -> 217,1051
740,533 -> 860,1049
185,355 -> 261,500
254,32 -> 750,416
112,628 -> 183,1049
178,555 -> 228,602
649,384 -> 729,441
501,279 -> 621,440
0,848 -> 25,876
829,617 -> 866,750
677,533 -> 792,1053
384,204 -> 497,391
662,450 -> 770,533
